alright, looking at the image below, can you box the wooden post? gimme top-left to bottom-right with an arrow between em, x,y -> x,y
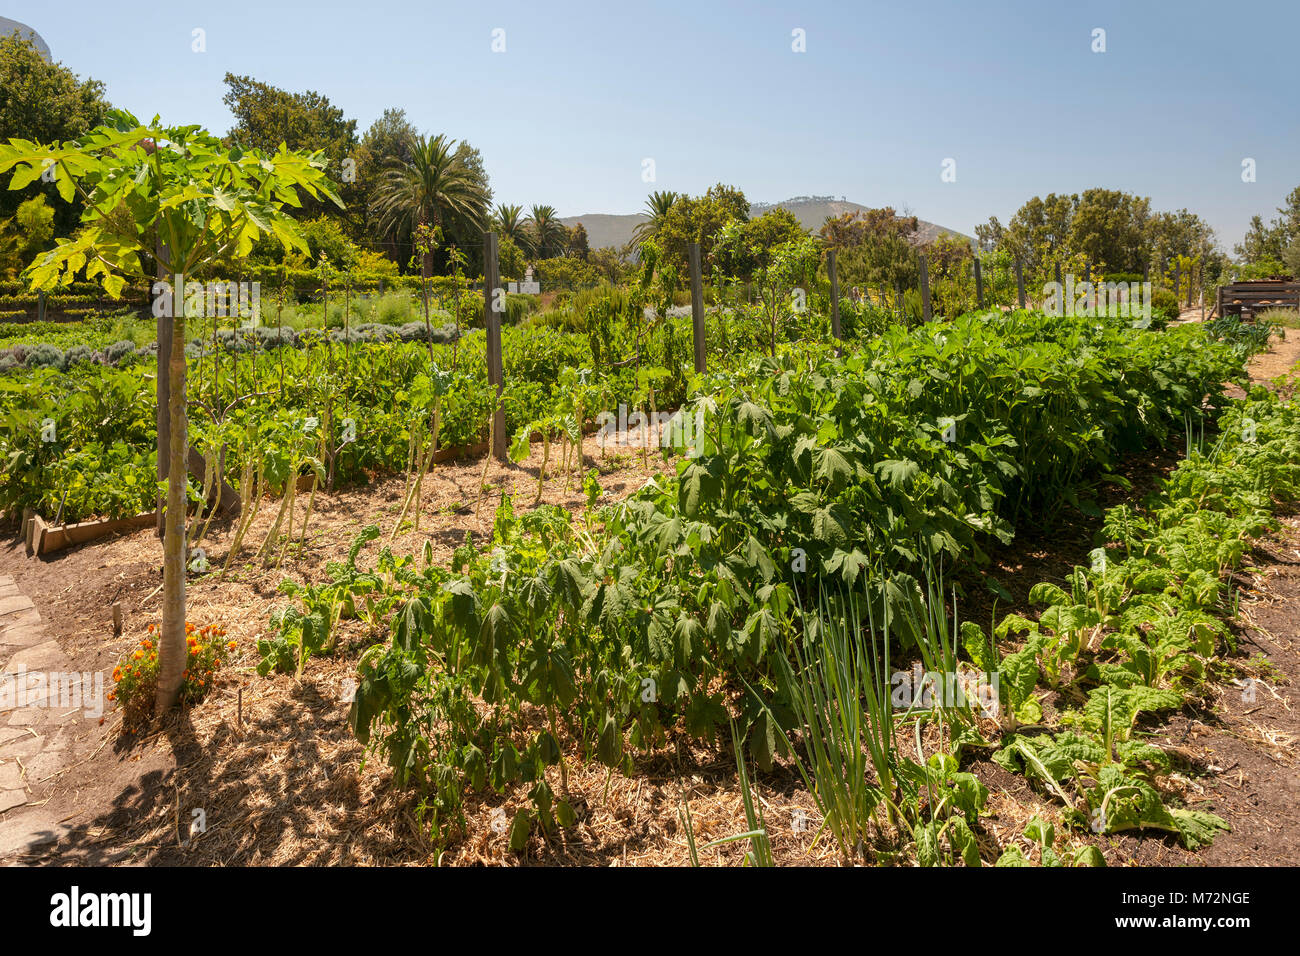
1015,258 -> 1026,310
827,249 -> 843,342
918,254 -> 932,322
483,232 -> 507,460
688,242 -> 707,372
1173,263 -> 1181,306
974,257 -> 984,309
112,602 -> 123,636
36,290 -> 46,323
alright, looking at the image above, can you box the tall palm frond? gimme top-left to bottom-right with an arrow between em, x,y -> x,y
632,190 -> 679,245
492,202 -> 535,256
371,132 -> 488,274
526,204 -> 566,260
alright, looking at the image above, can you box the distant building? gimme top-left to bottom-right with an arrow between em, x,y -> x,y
0,17 -> 50,61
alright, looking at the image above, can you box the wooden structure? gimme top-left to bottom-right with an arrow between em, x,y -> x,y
1216,279 -> 1300,320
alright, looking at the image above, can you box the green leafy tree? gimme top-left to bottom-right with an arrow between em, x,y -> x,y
0,193 -> 53,277
567,221 -> 590,260
222,73 -> 357,220
0,32 -> 110,230
1068,188 -> 1150,273
1005,193 -> 1076,278
0,111 -> 340,717
655,183 -> 749,272
350,107 -> 418,256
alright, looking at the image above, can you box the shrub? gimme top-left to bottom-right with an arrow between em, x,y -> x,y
23,343 -> 65,370
64,344 -> 97,367
1151,288 -> 1180,322
103,339 -> 137,364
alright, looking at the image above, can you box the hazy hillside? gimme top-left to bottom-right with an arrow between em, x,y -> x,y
560,196 -> 970,251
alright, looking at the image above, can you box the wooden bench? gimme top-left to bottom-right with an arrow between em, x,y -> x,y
1216,280 -> 1300,320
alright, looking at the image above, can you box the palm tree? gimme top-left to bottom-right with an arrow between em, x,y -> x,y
492,203 -> 534,257
526,204 -> 566,260
632,190 -> 679,245
372,133 -> 488,279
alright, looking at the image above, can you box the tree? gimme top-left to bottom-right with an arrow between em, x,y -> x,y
0,111 -> 340,717
222,73 -> 356,164
0,193 -> 53,277
974,215 -> 1004,252
567,221 -> 590,260
631,190 -> 678,245
350,107 -> 418,254
1068,188 -> 1150,272
656,183 -> 750,272
0,33 -> 110,230
588,246 -> 626,283
526,204 -> 566,259
492,202 -> 534,256
715,207 -> 806,277
222,73 -> 357,221
817,208 -> 917,250
1005,193 -> 1076,276
372,132 -> 488,281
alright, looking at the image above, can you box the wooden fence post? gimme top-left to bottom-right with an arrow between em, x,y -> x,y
919,254 -> 932,322
1015,258 -> 1026,310
688,242 -> 706,372
483,232 -> 507,460
827,248 -> 843,342
974,257 -> 984,309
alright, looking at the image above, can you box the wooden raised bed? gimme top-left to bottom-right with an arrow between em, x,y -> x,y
23,509 -> 158,558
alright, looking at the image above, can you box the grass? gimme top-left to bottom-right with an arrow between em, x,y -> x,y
1256,307 -> 1300,329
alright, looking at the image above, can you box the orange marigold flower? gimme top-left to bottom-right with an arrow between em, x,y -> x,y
133,650 -> 143,660
227,641 -> 237,650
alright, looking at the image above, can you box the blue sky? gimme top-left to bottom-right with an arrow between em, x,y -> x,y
7,0 -> 1298,248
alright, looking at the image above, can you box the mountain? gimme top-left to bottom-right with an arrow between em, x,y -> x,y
560,196 -> 970,251
0,17 -> 51,60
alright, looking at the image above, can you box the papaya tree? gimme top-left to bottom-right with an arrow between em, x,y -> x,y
0,110 -> 341,717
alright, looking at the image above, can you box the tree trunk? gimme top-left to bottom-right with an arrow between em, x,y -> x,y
155,242 -> 171,538
155,282 -> 188,716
